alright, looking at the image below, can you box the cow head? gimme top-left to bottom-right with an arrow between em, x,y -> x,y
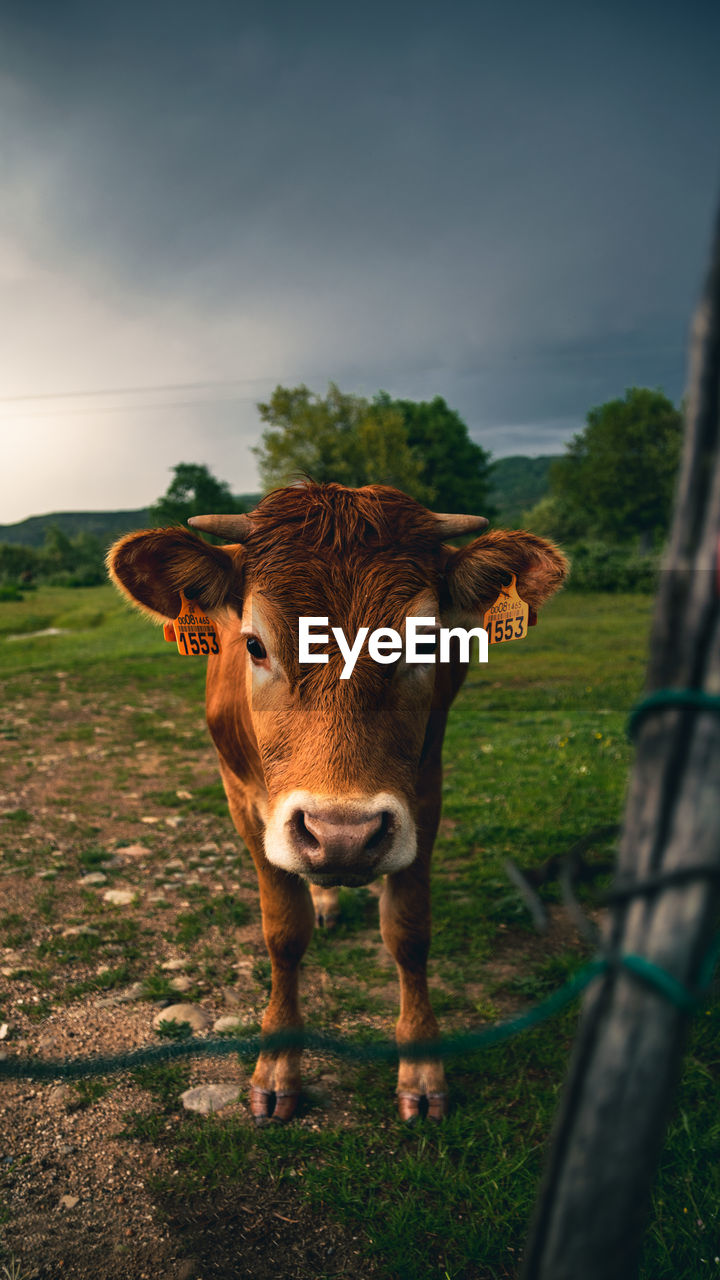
108,484 -> 567,887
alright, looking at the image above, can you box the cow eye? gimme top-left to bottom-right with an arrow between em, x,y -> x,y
246,636 -> 267,661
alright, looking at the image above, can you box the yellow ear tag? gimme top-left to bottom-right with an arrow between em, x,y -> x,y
168,592 -> 221,657
483,574 -> 530,644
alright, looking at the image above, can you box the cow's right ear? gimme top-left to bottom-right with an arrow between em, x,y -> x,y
107,528 -> 240,624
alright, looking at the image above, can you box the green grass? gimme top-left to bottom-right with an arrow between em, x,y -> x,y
172,893 -> 251,945
2,584 -> 718,1279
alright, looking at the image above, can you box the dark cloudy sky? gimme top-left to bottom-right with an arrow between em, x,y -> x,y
1,0 -> 718,522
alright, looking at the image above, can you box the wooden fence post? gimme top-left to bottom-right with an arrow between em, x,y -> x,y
521,206 -> 720,1280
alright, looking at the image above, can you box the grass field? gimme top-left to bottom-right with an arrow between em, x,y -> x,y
1,584 -> 718,1279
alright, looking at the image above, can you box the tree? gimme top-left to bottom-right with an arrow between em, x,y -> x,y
544,388 -> 683,546
0,542 -> 39,586
254,383 -> 494,515
379,392 -> 495,515
38,526 -> 106,586
254,384 -> 430,499
151,463 -> 244,528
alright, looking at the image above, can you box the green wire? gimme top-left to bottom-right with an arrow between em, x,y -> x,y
628,689 -> 720,739
1,950 -> 714,1082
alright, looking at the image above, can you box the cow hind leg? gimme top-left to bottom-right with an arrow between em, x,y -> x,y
380,870 -> 448,1122
309,883 -> 341,929
251,865 -> 315,1125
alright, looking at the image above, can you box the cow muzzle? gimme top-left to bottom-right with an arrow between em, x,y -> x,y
264,791 -> 416,885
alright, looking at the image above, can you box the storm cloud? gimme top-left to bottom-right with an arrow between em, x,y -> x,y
0,0 -> 718,520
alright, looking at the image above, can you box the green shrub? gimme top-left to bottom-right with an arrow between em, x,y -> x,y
565,541 -> 659,592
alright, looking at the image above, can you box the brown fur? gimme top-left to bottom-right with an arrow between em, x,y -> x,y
108,483 -> 568,1119
106,528 -> 241,623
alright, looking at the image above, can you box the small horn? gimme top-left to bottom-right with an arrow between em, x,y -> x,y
187,513 -> 254,541
433,513 -> 489,538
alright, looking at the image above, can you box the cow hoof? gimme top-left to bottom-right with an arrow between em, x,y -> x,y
427,1091 -> 449,1121
397,1091 -> 449,1123
249,1084 -> 300,1125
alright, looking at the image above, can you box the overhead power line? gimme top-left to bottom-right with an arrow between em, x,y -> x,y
0,342 -> 685,407
0,376 -> 285,404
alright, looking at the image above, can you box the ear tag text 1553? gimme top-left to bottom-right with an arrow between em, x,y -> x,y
483,574 -> 530,644
163,592 -> 221,656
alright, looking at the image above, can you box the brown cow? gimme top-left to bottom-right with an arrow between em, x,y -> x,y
108,483 -> 567,1123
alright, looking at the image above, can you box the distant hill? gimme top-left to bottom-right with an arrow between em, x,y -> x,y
0,495 -> 263,548
0,509 -> 152,548
0,470 -> 555,549
489,455 -> 557,526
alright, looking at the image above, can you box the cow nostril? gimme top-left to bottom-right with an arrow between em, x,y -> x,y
290,810 -> 320,851
365,810 -> 391,850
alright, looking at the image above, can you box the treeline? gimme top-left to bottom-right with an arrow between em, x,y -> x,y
0,527 -> 110,599
0,383 -> 683,598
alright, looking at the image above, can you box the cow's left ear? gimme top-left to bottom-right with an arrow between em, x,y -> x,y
107,527 -> 241,624
444,530 -> 569,617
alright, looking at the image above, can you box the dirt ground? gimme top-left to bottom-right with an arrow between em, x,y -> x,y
0,673 -> 399,1277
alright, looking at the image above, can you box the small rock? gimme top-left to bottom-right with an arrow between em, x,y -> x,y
115,982 -> 146,1003
165,859 -> 185,870
36,869 -> 57,880
61,925 -> 99,938
198,842 -> 219,854
176,789 -> 193,801
78,872 -> 107,887
141,816 -> 160,824
119,843 -> 150,857
59,1194 -> 79,1210
101,856 -> 125,869
0,1023 -> 9,1040
169,975 -> 192,993
318,1071 -> 341,1085
213,1015 -> 243,1034
147,895 -> 170,906
48,1084 -> 72,1106
161,958 -> 189,972
153,1004 -> 211,1033
165,816 -> 183,829
103,888 -> 136,906
179,1083 -> 240,1114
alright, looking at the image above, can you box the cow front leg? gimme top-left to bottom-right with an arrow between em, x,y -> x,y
380,868 -> 448,1122
251,863 -> 314,1126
